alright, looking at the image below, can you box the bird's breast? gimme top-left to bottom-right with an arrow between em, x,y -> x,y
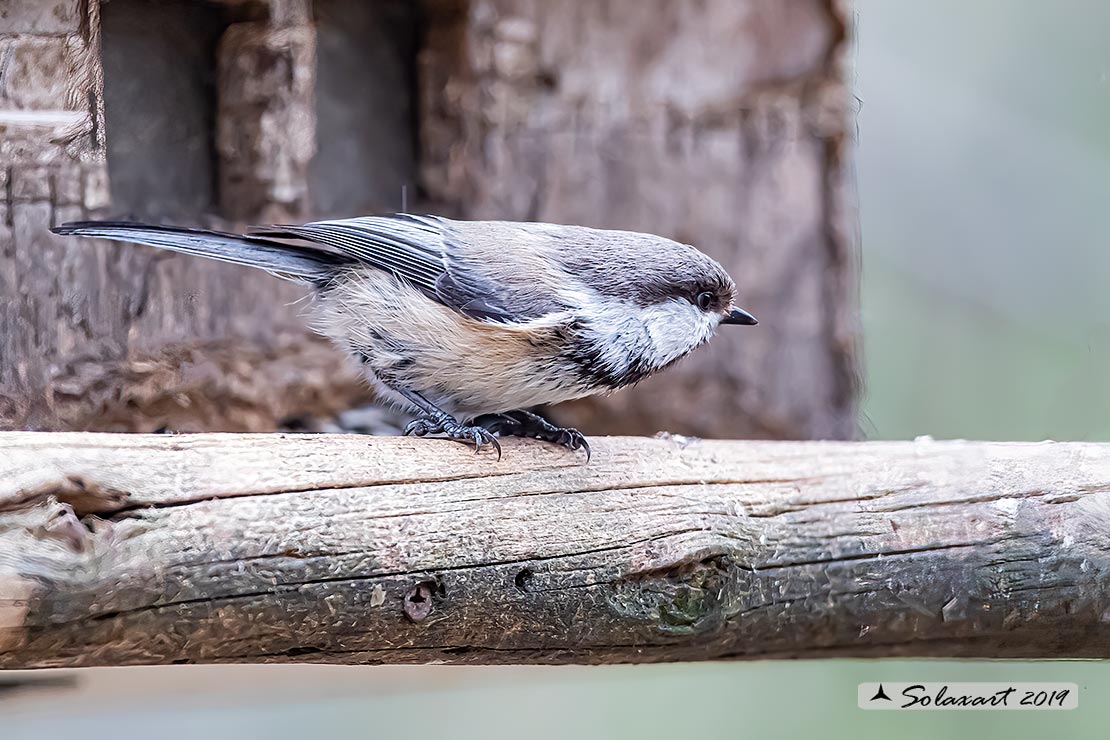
311,270 -> 601,417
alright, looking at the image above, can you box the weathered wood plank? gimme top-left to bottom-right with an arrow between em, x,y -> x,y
1,433 -> 1108,668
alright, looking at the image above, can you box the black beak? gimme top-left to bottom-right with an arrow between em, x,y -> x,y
721,307 -> 758,326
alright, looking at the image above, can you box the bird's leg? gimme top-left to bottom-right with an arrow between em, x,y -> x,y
474,410 -> 591,461
399,389 -> 501,460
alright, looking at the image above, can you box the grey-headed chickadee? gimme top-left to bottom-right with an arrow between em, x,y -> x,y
52,215 -> 757,460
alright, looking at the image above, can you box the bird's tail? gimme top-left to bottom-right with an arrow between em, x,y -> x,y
51,221 -> 352,284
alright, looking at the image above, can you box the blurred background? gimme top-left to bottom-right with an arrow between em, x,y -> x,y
2,0 -> 1109,737
858,0 -> 1110,443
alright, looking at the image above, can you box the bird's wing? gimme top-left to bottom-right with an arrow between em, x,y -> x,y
251,215 -> 564,323
252,214 -> 444,293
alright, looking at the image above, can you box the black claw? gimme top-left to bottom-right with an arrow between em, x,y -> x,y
487,434 -> 502,461
403,413 -> 501,459
475,410 -> 591,462
465,427 -> 501,461
397,391 -> 502,459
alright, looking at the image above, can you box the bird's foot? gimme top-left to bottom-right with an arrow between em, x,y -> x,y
404,413 -> 502,460
475,410 -> 591,462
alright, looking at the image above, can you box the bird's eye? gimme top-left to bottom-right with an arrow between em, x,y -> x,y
695,291 -> 714,311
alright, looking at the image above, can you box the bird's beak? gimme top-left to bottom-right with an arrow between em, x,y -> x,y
721,307 -> 758,326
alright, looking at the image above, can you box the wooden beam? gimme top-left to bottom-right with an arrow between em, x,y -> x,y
1,432 -> 1108,668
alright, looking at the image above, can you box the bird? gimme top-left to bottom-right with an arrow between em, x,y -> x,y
52,215 -> 758,461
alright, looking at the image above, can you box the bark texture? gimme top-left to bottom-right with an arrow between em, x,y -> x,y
217,6 -> 317,223
420,0 -> 859,439
0,0 -> 368,433
1,433 -> 1108,668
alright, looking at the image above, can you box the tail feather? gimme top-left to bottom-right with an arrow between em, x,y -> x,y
51,221 -> 352,283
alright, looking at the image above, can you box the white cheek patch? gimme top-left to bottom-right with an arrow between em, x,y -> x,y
565,287 -> 720,378
641,300 -> 718,367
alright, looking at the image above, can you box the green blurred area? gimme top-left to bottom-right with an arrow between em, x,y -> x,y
857,0 -> 1110,442
3,661 -> 1107,738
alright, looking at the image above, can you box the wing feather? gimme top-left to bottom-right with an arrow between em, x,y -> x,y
252,215 -> 552,322
252,218 -> 443,291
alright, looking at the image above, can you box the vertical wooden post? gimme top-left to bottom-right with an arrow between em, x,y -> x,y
217,1 -> 317,223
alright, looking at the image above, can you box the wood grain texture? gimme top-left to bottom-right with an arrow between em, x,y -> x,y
1,432 -> 1108,668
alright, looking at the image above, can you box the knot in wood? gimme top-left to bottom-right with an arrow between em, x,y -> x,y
403,581 -> 436,623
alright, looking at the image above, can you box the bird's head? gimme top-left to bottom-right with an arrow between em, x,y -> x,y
562,232 -> 758,385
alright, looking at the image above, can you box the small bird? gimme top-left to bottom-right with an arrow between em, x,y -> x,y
52,216 -> 757,460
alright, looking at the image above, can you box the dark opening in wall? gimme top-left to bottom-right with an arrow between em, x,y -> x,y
310,0 -> 420,218
101,0 -> 226,223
